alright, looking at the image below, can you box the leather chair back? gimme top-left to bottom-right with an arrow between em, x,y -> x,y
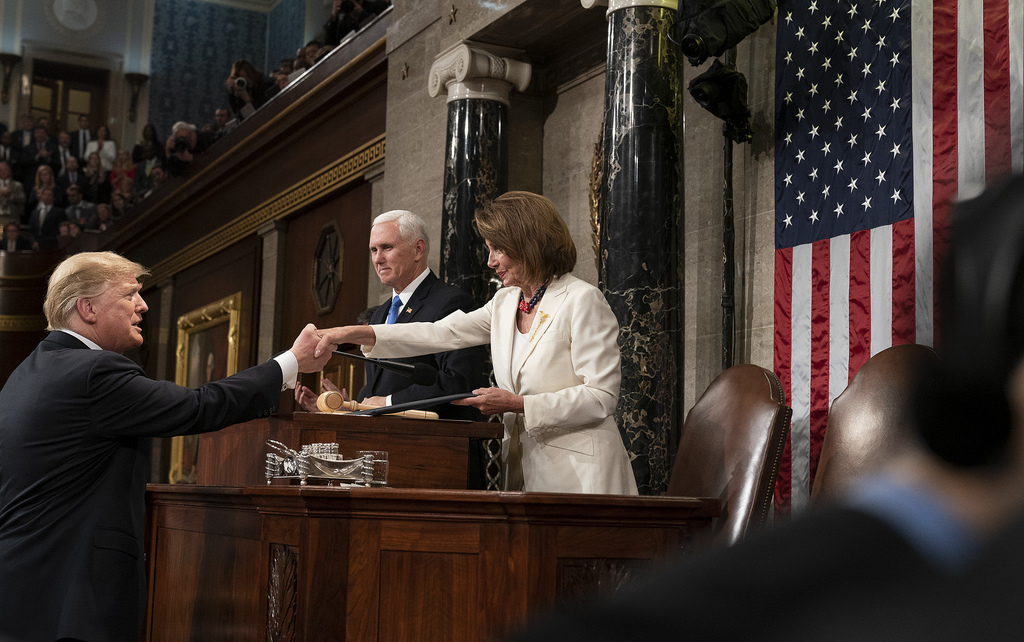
811,343 -> 939,503
667,364 -> 791,547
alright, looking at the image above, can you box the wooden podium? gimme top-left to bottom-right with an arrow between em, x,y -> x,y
196,413 -> 503,489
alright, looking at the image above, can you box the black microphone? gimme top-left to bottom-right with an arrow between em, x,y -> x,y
332,350 -> 438,386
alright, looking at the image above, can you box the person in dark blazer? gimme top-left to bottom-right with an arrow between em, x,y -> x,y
27,186 -> 64,245
70,113 -> 93,162
355,209 -> 487,420
0,251 -> 331,641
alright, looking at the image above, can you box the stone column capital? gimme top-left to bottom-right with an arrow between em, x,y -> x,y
428,42 -> 532,106
582,0 -> 679,14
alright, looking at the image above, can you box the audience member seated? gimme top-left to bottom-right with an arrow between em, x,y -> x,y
70,114 -> 92,162
56,156 -> 87,196
133,143 -> 162,193
54,131 -> 74,177
324,0 -> 390,46
0,161 -> 26,229
63,185 -> 97,230
3,221 -> 32,252
164,121 -> 211,178
140,165 -> 167,201
82,151 -> 111,204
28,187 -> 64,247
0,132 -> 18,177
26,164 -> 63,218
83,202 -> 113,233
211,108 -> 233,139
226,59 -> 280,121
110,191 -> 129,219
131,124 -> 163,164
109,150 -> 136,191
84,125 -> 117,173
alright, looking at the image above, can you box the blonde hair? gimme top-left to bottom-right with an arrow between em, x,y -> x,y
44,252 -> 149,330
475,191 -> 577,286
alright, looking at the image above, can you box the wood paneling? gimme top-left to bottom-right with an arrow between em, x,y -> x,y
145,485 -> 719,642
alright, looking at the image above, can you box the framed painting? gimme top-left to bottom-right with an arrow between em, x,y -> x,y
168,292 -> 242,484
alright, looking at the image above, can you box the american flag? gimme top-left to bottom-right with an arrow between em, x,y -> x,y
773,0 -> 1024,514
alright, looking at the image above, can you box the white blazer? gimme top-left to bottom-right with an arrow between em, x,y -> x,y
367,274 -> 638,495
84,140 -> 117,173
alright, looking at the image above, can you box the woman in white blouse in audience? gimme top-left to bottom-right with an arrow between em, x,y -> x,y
84,125 -> 116,173
315,191 -> 638,495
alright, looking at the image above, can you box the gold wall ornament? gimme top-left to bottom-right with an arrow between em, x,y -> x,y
0,314 -> 47,332
169,292 -> 242,484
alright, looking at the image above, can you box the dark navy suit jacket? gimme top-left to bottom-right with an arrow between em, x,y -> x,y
358,271 -> 487,421
0,331 -> 282,641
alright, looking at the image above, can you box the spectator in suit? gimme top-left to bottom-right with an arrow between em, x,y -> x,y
28,186 -> 64,245
64,184 -> 97,230
83,202 -> 113,233
133,142 -> 161,193
11,114 -> 35,158
212,108 -> 232,139
3,221 -> 32,251
54,131 -> 74,177
70,114 -> 92,161
84,125 -> 117,173
0,160 -> 26,228
56,156 -> 87,195
0,252 -> 332,641
324,0 -> 390,45
0,131 -> 17,168
24,125 -> 57,180
225,59 -> 280,121
139,165 -> 166,201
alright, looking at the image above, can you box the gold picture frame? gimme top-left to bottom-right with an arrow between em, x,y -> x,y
168,292 -> 242,484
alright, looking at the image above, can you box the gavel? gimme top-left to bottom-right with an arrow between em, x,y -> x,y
315,391 -> 439,420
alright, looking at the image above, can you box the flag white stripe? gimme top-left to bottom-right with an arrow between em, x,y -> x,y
870,225 -> 894,356
790,243 -> 813,512
829,235 -> 851,407
912,0 -> 935,347
959,0 -> 987,199
1010,0 -> 1024,172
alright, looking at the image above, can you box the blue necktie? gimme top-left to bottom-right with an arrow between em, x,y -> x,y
386,295 -> 402,324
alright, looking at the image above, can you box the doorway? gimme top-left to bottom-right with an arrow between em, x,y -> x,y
29,59 -> 108,133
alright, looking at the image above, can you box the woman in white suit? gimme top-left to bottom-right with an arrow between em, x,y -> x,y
316,192 -> 637,495
84,125 -> 117,173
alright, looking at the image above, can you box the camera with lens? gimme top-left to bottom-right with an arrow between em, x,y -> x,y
233,76 -> 248,90
340,0 -> 355,12
172,137 -> 191,153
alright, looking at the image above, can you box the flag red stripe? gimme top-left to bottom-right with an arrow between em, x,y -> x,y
985,0 -> 1013,180
773,247 -> 794,516
809,241 -> 830,489
849,229 -> 872,379
932,0 -> 959,347
892,217 -> 916,345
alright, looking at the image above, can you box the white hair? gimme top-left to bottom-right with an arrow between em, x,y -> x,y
171,121 -> 197,134
372,210 -> 429,250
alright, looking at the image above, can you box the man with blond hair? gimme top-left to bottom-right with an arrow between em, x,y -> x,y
0,251 -> 331,641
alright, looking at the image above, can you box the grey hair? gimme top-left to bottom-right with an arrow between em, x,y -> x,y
171,121 -> 197,134
372,210 -> 429,251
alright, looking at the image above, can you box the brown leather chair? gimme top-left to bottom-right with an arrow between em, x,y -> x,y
811,343 -> 939,504
667,364 -> 791,547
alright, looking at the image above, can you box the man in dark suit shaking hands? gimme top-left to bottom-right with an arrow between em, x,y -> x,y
0,251 -> 331,641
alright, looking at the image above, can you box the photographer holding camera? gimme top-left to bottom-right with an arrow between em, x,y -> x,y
163,121 -> 211,178
225,59 -> 279,123
324,0 -> 390,46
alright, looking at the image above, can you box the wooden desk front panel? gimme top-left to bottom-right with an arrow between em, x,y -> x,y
145,486 -> 718,642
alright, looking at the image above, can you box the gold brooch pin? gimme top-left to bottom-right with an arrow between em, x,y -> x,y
529,312 -> 550,342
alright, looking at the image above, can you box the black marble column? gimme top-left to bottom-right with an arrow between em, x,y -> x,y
599,4 -> 683,494
440,98 -> 507,306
